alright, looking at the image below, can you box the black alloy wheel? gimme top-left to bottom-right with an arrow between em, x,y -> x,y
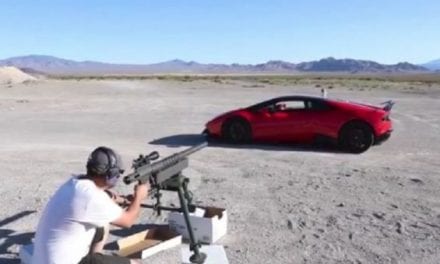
222,118 -> 252,144
340,122 -> 374,153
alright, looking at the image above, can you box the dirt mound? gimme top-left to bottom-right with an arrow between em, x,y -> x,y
0,66 -> 36,85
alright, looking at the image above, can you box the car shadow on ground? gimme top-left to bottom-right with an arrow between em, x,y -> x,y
0,210 -> 36,263
148,134 -> 344,154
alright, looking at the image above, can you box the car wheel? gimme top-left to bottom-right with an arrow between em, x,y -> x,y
222,118 -> 252,144
339,122 -> 374,153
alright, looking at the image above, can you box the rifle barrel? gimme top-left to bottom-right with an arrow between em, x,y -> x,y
123,142 -> 207,184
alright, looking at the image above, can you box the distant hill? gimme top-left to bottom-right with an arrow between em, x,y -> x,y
422,59 -> 440,70
296,57 -> 427,73
0,55 -> 430,75
0,66 -> 36,84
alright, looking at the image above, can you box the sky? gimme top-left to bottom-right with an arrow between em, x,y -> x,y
1,0 -> 439,64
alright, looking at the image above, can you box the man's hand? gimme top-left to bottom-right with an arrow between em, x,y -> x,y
105,189 -> 127,205
134,182 -> 150,201
105,189 -> 119,202
111,182 -> 150,228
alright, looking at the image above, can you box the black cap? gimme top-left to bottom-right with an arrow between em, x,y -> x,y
86,146 -> 124,176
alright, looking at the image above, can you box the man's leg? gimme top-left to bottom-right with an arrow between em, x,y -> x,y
87,226 -> 141,264
80,253 -> 141,264
90,226 -> 108,253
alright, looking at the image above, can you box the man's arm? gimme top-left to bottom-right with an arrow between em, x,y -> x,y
105,189 -> 131,205
111,183 -> 149,228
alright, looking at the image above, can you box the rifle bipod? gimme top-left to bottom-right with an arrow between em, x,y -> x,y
142,173 -> 207,264
177,178 -> 207,264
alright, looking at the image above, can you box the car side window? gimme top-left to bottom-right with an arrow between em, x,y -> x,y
277,100 -> 306,111
307,100 -> 331,111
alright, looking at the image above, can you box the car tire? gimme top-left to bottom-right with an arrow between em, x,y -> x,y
222,118 -> 252,144
339,121 -> 374,153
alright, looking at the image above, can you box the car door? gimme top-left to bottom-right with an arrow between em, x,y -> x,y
251,99 -> 311,142
252,99 -> 336,143
277,100 -> 314,142
272,99 -> 337,143
251,105 -> 291,141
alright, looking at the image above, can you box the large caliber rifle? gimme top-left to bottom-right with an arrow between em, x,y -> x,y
123,142 -> 208,264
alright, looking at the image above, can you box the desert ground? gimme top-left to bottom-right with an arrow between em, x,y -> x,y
1,76 -> 440,264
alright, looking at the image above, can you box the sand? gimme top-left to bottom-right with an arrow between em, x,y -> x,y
0,67 -> 36,85
0,78 -> 439,264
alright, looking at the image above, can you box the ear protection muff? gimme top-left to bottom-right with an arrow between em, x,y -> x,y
86,147 -> 123,186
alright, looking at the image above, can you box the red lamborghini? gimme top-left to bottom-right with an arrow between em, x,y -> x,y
204,96 -> 394,153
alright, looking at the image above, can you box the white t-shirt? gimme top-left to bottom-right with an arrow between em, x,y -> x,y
32,175 -> 123,264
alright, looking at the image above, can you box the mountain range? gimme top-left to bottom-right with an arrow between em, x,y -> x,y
422,59 -> 440,70
0,55 -> 435,75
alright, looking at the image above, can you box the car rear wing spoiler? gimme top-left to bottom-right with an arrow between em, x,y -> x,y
381,100 -> 395,112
